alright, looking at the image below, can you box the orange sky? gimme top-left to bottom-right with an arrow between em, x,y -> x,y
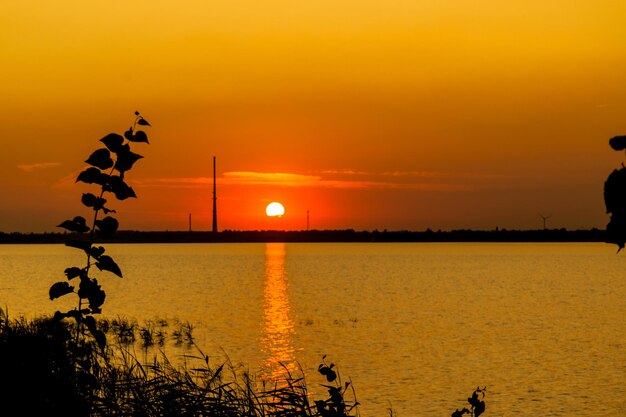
1,0 -> 626,232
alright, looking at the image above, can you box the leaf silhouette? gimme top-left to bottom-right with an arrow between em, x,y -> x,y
609,136 -> 626,151
83,315 -> 106,348
472,401 -> 485,417
95,216 -> 119,238
85,148 -> 114,170
77,278 -> 106,312
604,168 -> 626,215
467,388 -> 486,417
114,143 -> 131,156
137,118 -> 151,126
77,277 -> 98,298
64,267 -> 83,279
126,129 -> 149,143
49,281 -> 74,300
124,127 -> 134,141
88,288 -> 106,310
92,329 -> 107,349
83,315 -> 97,333
96,255 -> 123,277
77,167 -> 110,186
106,175 -> 136,200
100,133 -> 125,153
57,216 -> 90,233
81,193 -> 107,210
81,193 -> 97,207
87,246 -> 106,259
604,168 -> 626,250
114,149 -> 143,173
318,365 -> 337,382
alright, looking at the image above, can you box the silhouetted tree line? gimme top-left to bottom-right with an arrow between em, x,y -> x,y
0,228 -> 606,244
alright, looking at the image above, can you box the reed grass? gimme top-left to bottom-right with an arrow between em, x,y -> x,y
0,311 -> 360,417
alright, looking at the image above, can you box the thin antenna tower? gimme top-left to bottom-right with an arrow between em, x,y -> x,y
212,156 -> 218,233
539,213 -> 551,230
189,213 -> 192,232
306,210 -> 310,231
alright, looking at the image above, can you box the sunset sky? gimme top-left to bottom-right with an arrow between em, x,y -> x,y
2,0 -> 626,232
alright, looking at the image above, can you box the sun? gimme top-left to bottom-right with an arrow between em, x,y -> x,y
266,202 -> 285,217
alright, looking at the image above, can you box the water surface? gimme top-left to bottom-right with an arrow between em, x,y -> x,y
1,242 -> 625,416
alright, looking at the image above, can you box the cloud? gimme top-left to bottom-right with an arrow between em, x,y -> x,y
222,171 -> 473,190
381,170 -> 511,180
323,169 -> 507,180
17,162 -> 61,172
138,171 -> 476,191
321,169 -> 369,175
222,172 -> 322,187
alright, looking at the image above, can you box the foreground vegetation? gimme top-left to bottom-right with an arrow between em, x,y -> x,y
0,311 -> 361,417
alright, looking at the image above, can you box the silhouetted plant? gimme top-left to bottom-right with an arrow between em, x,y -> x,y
604,134 -> 626,250
49,112 -> 150,350
451,387 -> 486,417
314,355 -> 360,417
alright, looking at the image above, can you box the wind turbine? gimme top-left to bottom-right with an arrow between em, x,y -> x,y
539,213 -> 551,230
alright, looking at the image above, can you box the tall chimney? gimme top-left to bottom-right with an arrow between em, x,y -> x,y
212,156 -> 218,233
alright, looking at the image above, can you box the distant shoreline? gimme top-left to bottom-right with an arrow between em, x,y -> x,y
0,228 -> 606,244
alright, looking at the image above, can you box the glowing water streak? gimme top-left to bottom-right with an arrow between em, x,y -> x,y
261,243 -> 297,380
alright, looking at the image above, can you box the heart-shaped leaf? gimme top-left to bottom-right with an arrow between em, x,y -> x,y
57,216 -> 90,233
87,246 -> 106,259
124,130 -> 149,143
85,148 -> 114,170
114,150 -> 143,173
100,133 -> 124,153
96,255 -> 123,277
133,130 -> 149,143
49,281 -> 74,300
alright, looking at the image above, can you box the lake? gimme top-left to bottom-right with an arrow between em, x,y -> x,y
1,242 -> 625,416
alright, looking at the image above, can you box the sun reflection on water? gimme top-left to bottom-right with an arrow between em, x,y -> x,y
261,242 -> 298,380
